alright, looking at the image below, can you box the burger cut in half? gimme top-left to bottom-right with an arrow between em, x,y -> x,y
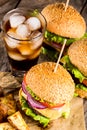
19,62 -> 75,127
41,3 -> 87,52
60,39 -> 87,98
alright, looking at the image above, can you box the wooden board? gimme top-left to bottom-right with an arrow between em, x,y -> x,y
0,0 -> 87,129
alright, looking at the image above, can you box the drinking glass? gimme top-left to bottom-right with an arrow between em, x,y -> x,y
1,8 -> 47,77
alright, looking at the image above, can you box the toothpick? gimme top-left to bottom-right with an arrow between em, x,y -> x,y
54,39 -> 67,73
65,0 -> 70,11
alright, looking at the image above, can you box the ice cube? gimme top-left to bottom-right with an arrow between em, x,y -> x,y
26,17 -> 41,31
8,51 -> 26,61
16,24 -> 31,38
9,13 -> 26,28
28,49 -> 41,59
31,31 -> 43,49
5,29 -> 20,48
17,44 -> 33,56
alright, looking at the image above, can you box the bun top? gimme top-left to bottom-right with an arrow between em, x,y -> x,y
25,62 -> 75,104
41,3 -> 86,38
68,39 -> 87,77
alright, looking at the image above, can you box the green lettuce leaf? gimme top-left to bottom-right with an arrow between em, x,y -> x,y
81,32 -> 87,39
44,31 -> 87,46
76,84 -> 87,91
61,55 -> 87,98
30,9 -> 39,17
26,86 -> 41,101
73,92 -> 79,97
41,47 -> 59,61
74,83 -> 87,97
44,30 -> 76,45
60,55 -> 87,83
62,112 -> 70,119
20,96 -> 50,127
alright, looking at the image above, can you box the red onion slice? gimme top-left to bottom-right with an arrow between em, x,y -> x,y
27,95 -> 47,109
51,42 -> 62,49
22,81 -> 28,94
22,81 -> 47,109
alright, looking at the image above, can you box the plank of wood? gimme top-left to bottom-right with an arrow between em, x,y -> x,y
18,0 -> 86,12
17,0 -> 87,26
81,2 -> 87,28
0,0 -> 21,20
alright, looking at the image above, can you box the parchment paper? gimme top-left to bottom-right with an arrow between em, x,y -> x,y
27,97 -> 86,130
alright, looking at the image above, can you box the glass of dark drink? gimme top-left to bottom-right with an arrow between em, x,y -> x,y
1,8 -> 46,77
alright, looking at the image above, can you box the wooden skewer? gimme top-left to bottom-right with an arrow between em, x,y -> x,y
65,0 -> 70,11
54,39 -> 67,73
54,0 -> 70,73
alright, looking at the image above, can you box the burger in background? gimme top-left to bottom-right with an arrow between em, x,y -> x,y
60,39 -> 87,98
19,62 -> 75,127
41,2 -> 87,53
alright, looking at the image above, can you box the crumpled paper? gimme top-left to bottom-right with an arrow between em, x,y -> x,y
0,72 -> 21,95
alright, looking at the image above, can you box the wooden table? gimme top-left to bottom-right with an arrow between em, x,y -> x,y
0,0 -> 87,129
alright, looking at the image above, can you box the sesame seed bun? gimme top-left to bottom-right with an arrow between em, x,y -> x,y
41,3 -> 86,38
68,39 -> 87,77
25,62 -> 75,104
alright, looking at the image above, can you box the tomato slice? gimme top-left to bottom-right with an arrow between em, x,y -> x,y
23,74 -> 27,85
82,79 -> 87,86
41,102 -> 64,108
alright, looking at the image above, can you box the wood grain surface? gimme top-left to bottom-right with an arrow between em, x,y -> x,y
0,0 -> 87,129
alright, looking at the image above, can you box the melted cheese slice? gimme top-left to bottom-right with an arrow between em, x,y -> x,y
35,103 -> 70,120
21,90 -> 70,120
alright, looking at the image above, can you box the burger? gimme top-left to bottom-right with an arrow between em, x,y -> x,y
41,3 -> 86,52
60,39 -> 87,98
19,62 -> 75,127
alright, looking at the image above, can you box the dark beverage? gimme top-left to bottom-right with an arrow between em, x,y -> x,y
8,56 -> 39,71
2,8 -> 46,76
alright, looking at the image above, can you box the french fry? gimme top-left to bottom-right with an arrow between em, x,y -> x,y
0,94 -> 17,122
7,111 -> 30,130
0,122 -> 16,130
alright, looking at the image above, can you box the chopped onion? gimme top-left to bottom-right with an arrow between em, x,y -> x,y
22,81 -> 47,109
